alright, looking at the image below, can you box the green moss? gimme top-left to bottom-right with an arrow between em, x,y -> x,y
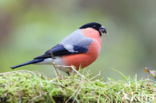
0,70 -> 155,103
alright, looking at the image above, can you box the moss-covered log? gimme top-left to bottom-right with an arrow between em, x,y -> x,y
0,70 -> 155,103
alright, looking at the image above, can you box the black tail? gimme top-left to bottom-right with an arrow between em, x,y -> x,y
11,59 -> 43,69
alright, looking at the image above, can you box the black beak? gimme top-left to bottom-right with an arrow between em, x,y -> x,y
100,26 -> 107,34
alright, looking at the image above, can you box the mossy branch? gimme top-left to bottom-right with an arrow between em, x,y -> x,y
0,70 -> 155,103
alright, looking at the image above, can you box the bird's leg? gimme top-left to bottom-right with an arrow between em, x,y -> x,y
52,63 -> 63,79
52,64 -> 85,78
53,65 -> 71,76
70,65 -> 85,78
57,65 -> 85,78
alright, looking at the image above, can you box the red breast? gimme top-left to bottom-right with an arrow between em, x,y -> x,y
62,28 -> 102,70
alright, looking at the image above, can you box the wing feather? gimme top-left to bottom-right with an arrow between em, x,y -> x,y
34,44 -> 88,59
34,30 -> 92,59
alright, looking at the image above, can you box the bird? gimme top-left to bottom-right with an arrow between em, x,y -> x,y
11,22 -> 107,75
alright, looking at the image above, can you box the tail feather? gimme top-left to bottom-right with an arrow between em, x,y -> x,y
11,59 -> 43,69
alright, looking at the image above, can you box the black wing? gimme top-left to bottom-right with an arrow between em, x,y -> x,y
34,44 -> 88,59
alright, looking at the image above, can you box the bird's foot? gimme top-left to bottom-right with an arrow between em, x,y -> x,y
59,65 -> 85,78
52,63 -> 85,79
70,66 -> 85,78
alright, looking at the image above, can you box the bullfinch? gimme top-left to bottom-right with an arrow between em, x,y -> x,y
11,22 -> 107,75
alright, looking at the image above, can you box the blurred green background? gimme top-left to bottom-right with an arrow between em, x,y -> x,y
0,0 -> 156,79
